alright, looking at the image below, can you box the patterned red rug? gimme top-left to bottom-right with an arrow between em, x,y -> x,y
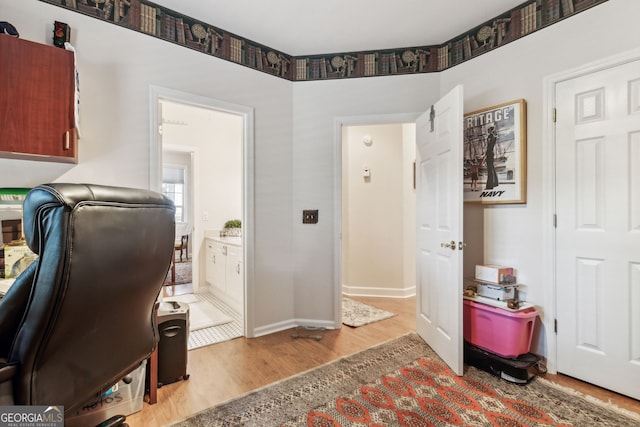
288,358 -> 587,426
171,333 -> 640,427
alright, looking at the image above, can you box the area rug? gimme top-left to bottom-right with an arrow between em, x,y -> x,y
164,293 -> 233,331
342,297 -> 396,327
170,333 -> 640,427
165,260 -> 192,285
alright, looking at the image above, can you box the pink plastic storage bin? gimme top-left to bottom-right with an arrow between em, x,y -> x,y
463,299 -> 538,358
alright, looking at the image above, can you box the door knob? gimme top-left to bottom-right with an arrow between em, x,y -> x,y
458,241 -> 467,250
440,240 -> 456,250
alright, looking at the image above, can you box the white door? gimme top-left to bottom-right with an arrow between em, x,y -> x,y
415,85 -> 465,375
555,59 -> 640,399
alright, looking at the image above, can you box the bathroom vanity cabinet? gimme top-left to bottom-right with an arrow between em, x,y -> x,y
205,236 -> 243,313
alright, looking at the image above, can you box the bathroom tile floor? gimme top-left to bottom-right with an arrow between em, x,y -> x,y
162,282 -> 243,350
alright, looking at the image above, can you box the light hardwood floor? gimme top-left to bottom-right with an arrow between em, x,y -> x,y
126,294 -> 639,426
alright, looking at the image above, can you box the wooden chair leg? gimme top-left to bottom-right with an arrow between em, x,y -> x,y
147,346 -> 158,404
171,249 -> 176,285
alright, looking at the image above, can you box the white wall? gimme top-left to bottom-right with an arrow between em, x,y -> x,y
161,102 -> 242,231
5,0 -> 640,350
291,0 -> 640,353
2,0 -> 294,334
292,74 -> 440,322
439,0 -> 640,354
161,101 -> 243,293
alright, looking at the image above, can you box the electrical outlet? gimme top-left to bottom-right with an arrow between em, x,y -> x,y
302,210 -> 318,224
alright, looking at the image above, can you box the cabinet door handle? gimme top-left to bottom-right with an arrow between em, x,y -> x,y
236,263 -> 240,274
64,130 -> 70,150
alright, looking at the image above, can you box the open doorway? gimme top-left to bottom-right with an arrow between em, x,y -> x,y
339,119 -> 417,319
150,86 -> 255,345
341,123 -> 417,297
338,96 -> 476,373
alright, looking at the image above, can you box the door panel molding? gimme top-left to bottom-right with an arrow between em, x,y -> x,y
415,85 -> 464,375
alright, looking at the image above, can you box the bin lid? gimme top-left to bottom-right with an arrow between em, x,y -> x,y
463,296 -> 537,315
159,300 -> 189,315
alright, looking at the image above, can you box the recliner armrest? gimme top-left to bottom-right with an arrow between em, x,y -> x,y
0,360 -> 16,406
0,263 -> 37,357
0,361 -> 17,383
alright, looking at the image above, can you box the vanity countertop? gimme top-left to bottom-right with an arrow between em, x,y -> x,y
204,230 -> 242,246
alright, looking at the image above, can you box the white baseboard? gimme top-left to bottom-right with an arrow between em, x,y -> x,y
252,318 -> 338,338
341,284 -> 416,298
249,287 -> 415,338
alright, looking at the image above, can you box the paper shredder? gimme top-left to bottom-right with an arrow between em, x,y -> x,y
155,300 -> 190,387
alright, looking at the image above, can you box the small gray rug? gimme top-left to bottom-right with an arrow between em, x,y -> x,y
164,260 -> 192,285
342,297 -> 396,327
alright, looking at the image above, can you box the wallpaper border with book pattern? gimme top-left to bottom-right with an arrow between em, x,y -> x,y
37,0 -> 608,81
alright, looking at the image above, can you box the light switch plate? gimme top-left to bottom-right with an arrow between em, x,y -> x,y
302,210 -> 318,224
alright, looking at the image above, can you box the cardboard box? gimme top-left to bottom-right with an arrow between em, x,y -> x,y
2,219 -> 22,244
3,244 -> 36,278
475,264 -> 514,284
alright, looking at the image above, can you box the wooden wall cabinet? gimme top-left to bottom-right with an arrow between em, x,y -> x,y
0,34 -> 77,163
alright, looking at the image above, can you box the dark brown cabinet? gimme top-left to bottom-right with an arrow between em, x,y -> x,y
0,34 -> 77,163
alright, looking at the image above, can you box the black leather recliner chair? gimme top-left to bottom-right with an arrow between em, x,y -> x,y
0,183 -> 175,426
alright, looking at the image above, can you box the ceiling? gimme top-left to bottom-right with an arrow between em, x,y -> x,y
151,0 -> 527,56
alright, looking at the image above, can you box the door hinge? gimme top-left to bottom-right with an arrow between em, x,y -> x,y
552,108 -> 557,123
554,318 -> 558,334
429,105 -> 435,132
553,214 -> 557,228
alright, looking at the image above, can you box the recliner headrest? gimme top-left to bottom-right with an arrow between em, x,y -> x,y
22,183 -> 174,254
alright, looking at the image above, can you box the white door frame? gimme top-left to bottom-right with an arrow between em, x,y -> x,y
333,112 -> 420,326
542,47 -> 640,374
149,85 -> 255,336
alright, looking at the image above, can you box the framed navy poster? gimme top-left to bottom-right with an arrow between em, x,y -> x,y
463,99 -> 527,204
